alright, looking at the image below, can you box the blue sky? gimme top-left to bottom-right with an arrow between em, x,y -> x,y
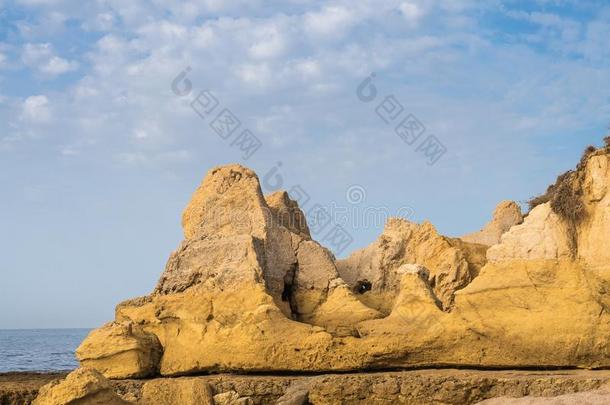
1,0 -> 609,328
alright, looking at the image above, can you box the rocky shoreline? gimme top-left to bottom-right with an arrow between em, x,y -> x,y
3,369 -> 610,404
0,373 -> 66,405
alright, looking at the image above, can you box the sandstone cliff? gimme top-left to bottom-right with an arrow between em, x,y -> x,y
73,146 -> 610,381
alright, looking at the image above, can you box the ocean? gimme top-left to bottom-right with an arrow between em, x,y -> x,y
0,329 -> 91,372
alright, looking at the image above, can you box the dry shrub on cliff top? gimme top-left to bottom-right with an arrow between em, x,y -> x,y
549,170 -> 586,224
528,170 -> 586,222
525,143 -> 610,254
528,169 -> 584,255
527,144 -> 599,218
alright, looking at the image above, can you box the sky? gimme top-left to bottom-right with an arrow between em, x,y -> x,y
1,0 -> 609,329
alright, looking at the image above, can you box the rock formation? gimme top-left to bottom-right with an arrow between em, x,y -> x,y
32,368 -> 130,405
337,219 -> 488,310
461,200 -> 523,246
73,146 -> 610,382
485,202 -> 572,262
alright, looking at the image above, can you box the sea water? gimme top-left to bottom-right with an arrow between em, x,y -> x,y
0,329 -> 90,372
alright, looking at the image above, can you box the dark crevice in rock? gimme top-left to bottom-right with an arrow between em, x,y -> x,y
282,262 -> 299,319
251,236 -> 268,284
153,364 -> 610,379
283,237 -> 308,320
354,279 -> 372,294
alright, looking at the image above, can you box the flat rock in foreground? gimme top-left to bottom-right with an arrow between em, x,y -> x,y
22,369 -> 610,405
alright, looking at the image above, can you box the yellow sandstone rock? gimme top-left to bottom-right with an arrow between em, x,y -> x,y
337,218 -> 487,309
75,322 -> 161,379
461,200 -> 523,246
73,149 -> 610,380
265,190 -> 311,239
140,378 -> 214,405
33,368 -> 131,405
579,153 -> 610,266
486,203 -> 572,262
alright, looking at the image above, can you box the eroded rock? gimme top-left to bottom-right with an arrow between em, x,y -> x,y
337,218 -> 487,310
181,165 -> 269,241
76,322 -> 161,379
154,235 -> 266,295
265,191 -> 311,239
156,163 -> 368,324
579,153 -> 610,266
486,203 -> 572,262
140,378 -> 214,405
33,368 -> 130,405
213,390 -> 253,405
461,200 -> 523,246
276,381 -> 310,405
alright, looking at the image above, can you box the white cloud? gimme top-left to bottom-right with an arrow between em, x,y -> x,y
191,26 -> 216,48
81,12 -> 116,31
293,59 -> 321,78
73,82 -> 100,99
40,56 -> 78,74
304,6 -> 356,37
22,43 -> 78,76
131,121 -> 164,142
115,150 -> 192,167
236,62 -> 272,88
581,20 -> 610,61
4,0 -> 610,185
22,43 -> 51,64
248,24 -> 286,59
21,95 -> 51,123
399,1 -> 425,26
16,0 -> 64,5
137,20 -> 189,43
60,147 -> 80,156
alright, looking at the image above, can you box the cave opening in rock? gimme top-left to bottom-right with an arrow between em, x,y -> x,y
282,263 -> 300,318
354,279 -> 372,294
281,280 -> 292,302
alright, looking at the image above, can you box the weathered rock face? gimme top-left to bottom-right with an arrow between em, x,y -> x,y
337,218 -> 488,310
177,165 -> 287,308
579,153 -> 610,267
265,191 -> 311,239
74,149 -> 610,380
488,151 -> 610,268
140,378 -> 214,405
76,322 -> 161,379
181,165 -> 269,241
154,235 -> 266,295
451,258 -> 610,368
33,368 -> 130,405
486,202 -> 572,262
461,200 -> 523,246
159,164 -> 369,325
